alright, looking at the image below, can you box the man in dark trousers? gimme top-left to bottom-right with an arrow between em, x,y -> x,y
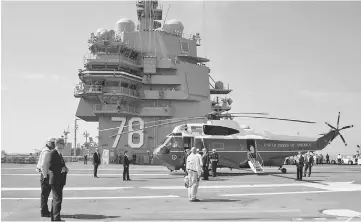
49,138 -> 68,221
201,148 -> 210,180
93,148 -> 101,178
84,154 -> 87,164
36,137 -> 55,217
123,151 -> 131,181
295,152 -> 305,181
209,149 -> 219,177
304,152 -> 314,177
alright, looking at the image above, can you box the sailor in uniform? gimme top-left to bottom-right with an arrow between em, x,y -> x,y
209,149 -> 219,177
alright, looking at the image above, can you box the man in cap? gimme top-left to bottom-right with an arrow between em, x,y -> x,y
36,137 -> 55,217
186,147 -> 202,202
209,149 -> 219,177
295,151 -> 305,181
201,148 -> 210,180
49,138 -> 68,221
93,148 -> 101,178
304,151 -> 314,177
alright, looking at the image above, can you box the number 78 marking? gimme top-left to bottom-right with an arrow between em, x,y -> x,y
112,117 -> 126,149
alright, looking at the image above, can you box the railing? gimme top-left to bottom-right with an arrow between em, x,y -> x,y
103,86 -> 140,97
83,52 -> 140,66
248,152 -> 264,167
93,104 -> 138,114
74,84 -> 103,96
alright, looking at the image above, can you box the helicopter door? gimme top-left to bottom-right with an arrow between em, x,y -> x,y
246,139 -> 257,158
183,137 -> 193,150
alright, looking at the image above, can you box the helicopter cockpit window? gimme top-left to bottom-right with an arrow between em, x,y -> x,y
203,125 -> 239,136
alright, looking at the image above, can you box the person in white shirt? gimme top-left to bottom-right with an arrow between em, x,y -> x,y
337,154 -> 342,165
186,147 -> 202,202
36,137 -> 55,217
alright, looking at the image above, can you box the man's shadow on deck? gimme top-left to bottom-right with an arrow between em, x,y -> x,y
62,214 -> 119,220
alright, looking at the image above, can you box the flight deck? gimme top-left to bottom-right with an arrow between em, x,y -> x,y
1,164 -> 361,221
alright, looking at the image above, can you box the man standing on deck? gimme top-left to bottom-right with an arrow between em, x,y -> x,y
123,151 -> 131,181
36,137 -> 56,217
209,149 -> 219,177
326,153 -> 330,164
49,138 -> 68,221
295,152 -> 305,181
201,148 -> 210,180
186,147 -> 202,202
304,152 -> 314,177
93,148 -> 101,178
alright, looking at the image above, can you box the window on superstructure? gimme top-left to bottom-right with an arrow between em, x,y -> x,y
180,41 -> 190,54
203,125 -> 239,136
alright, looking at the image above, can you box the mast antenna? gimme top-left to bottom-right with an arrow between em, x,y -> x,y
163,5 -> 170,25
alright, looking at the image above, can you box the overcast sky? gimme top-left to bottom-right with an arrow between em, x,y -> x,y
1,1 -> 360,156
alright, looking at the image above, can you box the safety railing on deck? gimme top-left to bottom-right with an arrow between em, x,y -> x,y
93,104 -> 138,114
103,86 -> 140,97
74,84 -> 103,96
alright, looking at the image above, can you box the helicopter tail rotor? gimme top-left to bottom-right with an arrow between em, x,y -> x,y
323,112 -> 354,146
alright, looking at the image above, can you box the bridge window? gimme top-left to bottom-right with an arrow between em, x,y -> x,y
180,41 -> 190,53
212,143 -> 224,150
203,125 -> 239,136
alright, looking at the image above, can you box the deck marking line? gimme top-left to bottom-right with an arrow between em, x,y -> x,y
1,195 -> 180,200
141,183 -> 304,190
1,173 -> 168,176
2,187 -> 132,191
221,190 -> 334,197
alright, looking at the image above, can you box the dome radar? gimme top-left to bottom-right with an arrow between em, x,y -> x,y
96,28 -> 108,37
163,19 -> 184,35
215,81 -> 224,90
115,18 -> 135,34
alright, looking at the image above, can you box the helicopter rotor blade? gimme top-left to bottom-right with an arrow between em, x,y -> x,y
100,116 -> 200,132
225,112 -> 269,116
231,116 -> 316,124
325,122 -> 337,130
109,117 -> 207,138
337,112 -> 340,129
339,125 -> 354,131
339,133 -> 347,146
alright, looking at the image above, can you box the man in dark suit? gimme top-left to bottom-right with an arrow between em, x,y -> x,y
123,151 -> 131,181
295,152 -> 305,181
201,148 -> 210,180
49,138 -> 68,221
93,148 -> 101,178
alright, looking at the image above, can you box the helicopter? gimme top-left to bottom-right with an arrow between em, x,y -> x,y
108,111 -> 354,174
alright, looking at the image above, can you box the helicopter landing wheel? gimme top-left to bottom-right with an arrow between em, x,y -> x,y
281,168 -> 287,174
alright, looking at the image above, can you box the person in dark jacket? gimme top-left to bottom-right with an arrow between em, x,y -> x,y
123,151 -> 131,181
93,148 -> 101,178
295,152 -> 305,181
49,138 -> 68,221
209,149 -> 219,177
201,148 -> 210,180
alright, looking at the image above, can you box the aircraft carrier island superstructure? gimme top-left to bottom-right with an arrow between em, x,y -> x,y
74,0 -> 232,164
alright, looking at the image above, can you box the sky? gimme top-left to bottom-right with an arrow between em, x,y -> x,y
1,1 -> 360,156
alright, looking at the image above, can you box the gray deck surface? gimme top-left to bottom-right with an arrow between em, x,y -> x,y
2,163 -> 361,221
